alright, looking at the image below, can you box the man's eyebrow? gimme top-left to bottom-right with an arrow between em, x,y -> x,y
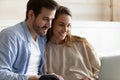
43,16 -> 49,19
43,16 -> 54,20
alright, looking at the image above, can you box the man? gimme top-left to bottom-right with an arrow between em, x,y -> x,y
0,0 -> 60,80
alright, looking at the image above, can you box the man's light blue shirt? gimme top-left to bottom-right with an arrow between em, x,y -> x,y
0,21 -> 46,80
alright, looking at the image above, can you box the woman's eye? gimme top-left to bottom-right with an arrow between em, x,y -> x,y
67,24 -> 71,27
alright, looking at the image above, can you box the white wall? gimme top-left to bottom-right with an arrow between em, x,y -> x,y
71,21 -> 120,57
0,21 -> 120,57
0,0 -> 27,21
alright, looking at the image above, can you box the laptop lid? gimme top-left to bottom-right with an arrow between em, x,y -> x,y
98,55 -> 120,80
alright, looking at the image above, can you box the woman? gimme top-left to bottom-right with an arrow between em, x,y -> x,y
45,5 -> 101,80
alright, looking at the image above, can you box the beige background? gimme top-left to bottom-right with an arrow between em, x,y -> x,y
0,0 -> 120,21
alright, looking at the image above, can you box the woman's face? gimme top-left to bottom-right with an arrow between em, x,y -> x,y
52,14 -> 71,42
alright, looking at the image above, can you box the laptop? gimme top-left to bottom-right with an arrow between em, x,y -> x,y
98,55 -> 120,80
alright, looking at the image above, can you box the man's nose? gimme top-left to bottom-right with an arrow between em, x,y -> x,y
46,20 -> 52,28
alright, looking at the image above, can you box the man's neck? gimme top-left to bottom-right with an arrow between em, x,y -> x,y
26,21 -> 37,41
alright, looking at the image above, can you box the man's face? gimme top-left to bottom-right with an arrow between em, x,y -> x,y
32,7 -> 56,36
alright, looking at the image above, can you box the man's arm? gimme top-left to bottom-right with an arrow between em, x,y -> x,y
0,30 -> 28,80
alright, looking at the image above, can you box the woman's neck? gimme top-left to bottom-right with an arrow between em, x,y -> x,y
50,36 -> 65,44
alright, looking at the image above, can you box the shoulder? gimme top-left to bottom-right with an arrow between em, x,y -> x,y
72,35 -> 93,49
72,35 -> 87,43
1,22 -> 23,34
0,22 -> 26,41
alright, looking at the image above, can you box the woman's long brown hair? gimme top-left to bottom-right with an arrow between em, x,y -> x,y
47,5 -> 93,49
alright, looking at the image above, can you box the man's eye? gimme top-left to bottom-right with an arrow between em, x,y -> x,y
44,18 -> 48,21
59,24 -> 64,26
43,17 -> 49,21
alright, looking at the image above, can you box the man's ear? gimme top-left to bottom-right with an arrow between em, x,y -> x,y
28,10 -> 35,20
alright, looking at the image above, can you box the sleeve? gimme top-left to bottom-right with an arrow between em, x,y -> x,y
0,30 -> 28,80
38,36 -> 47,75
85,42 -> 101,79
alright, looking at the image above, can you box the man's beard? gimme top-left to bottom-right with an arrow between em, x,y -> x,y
33,24 -> 48,36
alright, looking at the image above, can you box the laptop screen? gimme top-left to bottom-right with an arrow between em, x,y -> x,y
98,55 -> 120,80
